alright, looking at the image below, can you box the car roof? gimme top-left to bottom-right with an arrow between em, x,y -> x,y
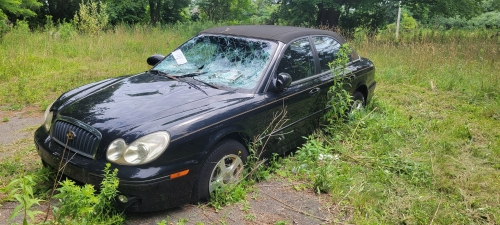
200,25 -> 346,44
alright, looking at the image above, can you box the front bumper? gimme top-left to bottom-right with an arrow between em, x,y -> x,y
34,126 -> 199,212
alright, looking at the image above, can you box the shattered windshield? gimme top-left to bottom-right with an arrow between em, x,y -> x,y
152,34 -> 277,90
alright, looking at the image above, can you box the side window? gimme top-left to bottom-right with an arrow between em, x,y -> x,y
276,38 -> 315,82
312,36 -> 342,73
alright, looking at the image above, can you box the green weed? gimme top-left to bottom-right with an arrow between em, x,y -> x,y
324,43 -> 353,123
53,163 -> 123,224
3,174 -> 44,224
209,183 -> 247,211
274,220 -> 289,225
74,0 -> 109,35
244,213 -> 256,221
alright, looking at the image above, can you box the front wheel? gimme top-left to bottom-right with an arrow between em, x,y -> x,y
350,91 -> 366,112
192,139 -> 248,202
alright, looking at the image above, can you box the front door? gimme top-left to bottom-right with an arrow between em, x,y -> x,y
263,37 -> 324,155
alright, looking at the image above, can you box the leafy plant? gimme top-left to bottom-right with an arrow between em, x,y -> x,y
401,13 -> 418,30
274,220 -> 289,225
59,22 -> 78,40
3,174 -> 44,225
74,0 -> 109,35
53,163 -> 123,224
324,43 -> 354,124
209,184 -> 247,211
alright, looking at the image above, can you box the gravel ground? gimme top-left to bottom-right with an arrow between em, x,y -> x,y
0,116 -> 42,147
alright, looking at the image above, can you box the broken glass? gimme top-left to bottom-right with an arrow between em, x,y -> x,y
153,34 -> 277,90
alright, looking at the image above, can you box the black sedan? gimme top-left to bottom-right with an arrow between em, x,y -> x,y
35,25 -> 376,212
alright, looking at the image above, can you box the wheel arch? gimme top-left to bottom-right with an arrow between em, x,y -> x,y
206,126 -> 252,156
191,129 -> 251,202
354,84 -> 368,100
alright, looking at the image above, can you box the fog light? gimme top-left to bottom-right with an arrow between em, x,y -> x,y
117,195 -> 128,203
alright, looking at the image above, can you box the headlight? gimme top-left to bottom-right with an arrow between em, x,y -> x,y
106,131 -> 170,165
43,101 -> 55,131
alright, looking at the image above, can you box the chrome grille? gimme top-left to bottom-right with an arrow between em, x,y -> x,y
51,120 -> 100,158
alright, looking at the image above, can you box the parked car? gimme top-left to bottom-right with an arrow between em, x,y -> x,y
35,25 -> 376,212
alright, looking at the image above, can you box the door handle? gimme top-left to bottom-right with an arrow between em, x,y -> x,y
309,87 -> 320,95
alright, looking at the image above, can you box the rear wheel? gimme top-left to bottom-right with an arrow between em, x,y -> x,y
192,139 -> 248,202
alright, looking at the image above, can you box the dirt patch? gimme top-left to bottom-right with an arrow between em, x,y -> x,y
0,117 -> 42,146
125,180 -> 337,225
0,108 -> 42,147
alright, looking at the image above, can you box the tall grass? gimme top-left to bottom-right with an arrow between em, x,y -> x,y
353,28 -> 500,100
310,29 -> 500,224
0,21 -> 222,110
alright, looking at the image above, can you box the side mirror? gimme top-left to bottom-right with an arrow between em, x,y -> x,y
147,54 -> 165,66
274,73 -> 292,91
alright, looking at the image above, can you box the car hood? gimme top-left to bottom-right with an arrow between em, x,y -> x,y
55,72 -> 253,138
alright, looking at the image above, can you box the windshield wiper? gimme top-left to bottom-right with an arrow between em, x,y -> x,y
149,69 -> 168,76
174,70 -> 219,89
184,80 -> 208,96
150,69 -> 208,96
176,72 -> 207,78
192,77 -> 219,89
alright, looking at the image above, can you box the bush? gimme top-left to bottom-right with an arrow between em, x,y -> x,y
433,11 -> 500,29
59,22 -> 78,40
53,164 -> 123,224
401,13 -> 418,30
13,20 -> 30,34
470,11 -> 500,28
74,0 -> 109,35
0,14 -> 9,38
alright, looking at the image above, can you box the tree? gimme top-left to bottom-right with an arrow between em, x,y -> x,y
1,0 -> 42,25
103,0 -> 147,25
198,0 -> 253,22
148,0 -> 189,26
159,0 -> 190,24
45,0 -> 80,23
483,0 -> 500,11
198,0 -> 232,22
494,0 -> 500,10
273,0 -> 483,29
405,0 -> 482,19
273,0 -> 380,28
251,0 -> 277,24
74,0 -> 108,35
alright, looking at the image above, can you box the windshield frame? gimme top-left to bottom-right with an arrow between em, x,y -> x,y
151,34 -> 278,94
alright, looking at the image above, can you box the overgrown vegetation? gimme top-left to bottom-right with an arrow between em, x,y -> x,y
0,21 -> 499,223
52,164 -> 123,224
73,0 -> 109,35
324,43 -> 353,123
0,22 -> 222,110
3,173 -> 45,224
1,163 -> 123,224
273,30 -> 499,223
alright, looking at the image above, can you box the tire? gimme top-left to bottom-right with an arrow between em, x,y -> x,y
192,139 -> 248,202
351,91 -> 366,112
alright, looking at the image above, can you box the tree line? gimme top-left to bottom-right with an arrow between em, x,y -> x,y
1,0 -> 499,33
